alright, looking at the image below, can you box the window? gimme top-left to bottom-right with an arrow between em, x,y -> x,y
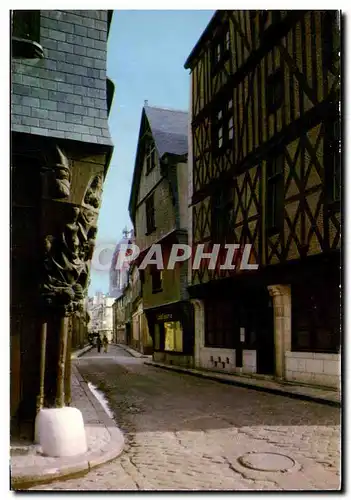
266,69 -> 284,115
145,142 -> 156,174
12,10 -> 40,42
266,155 -> 284,233
332,119 -> 341,201
145,193 -> 155,234
12,10 -> 43,59
271,11 -> 282,24
151,269 -> 163,293
228,117 -> 234,140
164,321 -> 183,352
216,43 -> 221,63
212,186 -> 233,243
325,116 -> 340,202
205,300 -> 234,348
225,30 -> 230,51
212,24 -> 230,71
292,281 -> 340,353
212,95 -> 234,152
322,11 -> 340,73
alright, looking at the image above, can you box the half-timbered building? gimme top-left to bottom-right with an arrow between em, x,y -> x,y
128,105 -> 194,366
185,10 -> 340,388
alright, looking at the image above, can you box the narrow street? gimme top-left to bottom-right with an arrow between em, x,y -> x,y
31,345 -> 341,491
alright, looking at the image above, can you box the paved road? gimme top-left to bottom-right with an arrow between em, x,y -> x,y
31,345 -> 341,491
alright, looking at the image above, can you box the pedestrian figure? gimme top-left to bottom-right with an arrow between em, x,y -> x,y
103,334 -> 108,353
97,335 -> 102,353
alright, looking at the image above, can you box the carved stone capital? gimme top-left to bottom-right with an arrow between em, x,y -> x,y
190,298 -> 205,313
267,284 -> 291,299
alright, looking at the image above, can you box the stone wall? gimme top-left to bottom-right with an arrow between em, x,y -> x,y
285,351 -> 341,389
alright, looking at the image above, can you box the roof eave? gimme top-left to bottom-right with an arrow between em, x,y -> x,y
184,10 -> 220,69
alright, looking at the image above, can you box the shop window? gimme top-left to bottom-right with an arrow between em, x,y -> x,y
266,68 -> 284,115
164,321 -> 183,352
145,193 -> 155,234
266,154 -> 284,234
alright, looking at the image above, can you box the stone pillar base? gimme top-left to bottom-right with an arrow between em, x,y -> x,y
35,407 -> 87,457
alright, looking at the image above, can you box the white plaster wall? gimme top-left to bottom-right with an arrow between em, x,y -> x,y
242,350 -> 257,374
199,347 -> 236,372
285,351 -> 341,389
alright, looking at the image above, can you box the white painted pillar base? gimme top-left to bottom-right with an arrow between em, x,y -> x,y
190,299 -> 205,368
268,284 -> 292,380
34,407 -> 87,457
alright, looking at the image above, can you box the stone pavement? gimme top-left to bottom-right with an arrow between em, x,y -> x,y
29,345 -> 341,491
118,344 -> 340,406
10,348 -> 125,490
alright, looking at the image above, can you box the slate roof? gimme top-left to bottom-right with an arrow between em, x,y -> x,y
144,106 -> 188,157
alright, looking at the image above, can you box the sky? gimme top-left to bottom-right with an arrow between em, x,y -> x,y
88,10 -> 214,296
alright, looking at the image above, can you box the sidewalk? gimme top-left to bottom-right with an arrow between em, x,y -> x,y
71,343 -> 94,359
144,361 -> 341,407
10,358 -> 125,490
116,343 -> 152,359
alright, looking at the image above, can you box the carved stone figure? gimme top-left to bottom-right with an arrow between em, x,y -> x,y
41,206 -> 85,313
41,205 -> 99,314
84,174 -> 103,209
41,145 -> 71,200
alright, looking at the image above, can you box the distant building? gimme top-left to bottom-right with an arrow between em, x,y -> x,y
109,228 -> 135,298
128,105 -> 192,365
87,292 -> 115,342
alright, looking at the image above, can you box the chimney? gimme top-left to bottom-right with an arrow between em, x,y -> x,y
144,99 -> 148,107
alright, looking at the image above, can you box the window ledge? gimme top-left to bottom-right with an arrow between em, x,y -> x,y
145,228 -> 156,236
12,37 -> 44,59
152,289 -> 163,294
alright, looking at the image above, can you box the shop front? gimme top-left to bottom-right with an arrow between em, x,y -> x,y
145,301 -> 194,368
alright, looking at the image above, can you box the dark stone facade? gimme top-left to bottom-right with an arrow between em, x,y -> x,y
11,10 -> 114,438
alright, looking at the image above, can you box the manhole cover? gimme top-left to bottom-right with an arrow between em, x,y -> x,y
238,452 -> 296,472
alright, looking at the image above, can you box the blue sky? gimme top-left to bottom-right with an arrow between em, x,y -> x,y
89,10 -> 214,295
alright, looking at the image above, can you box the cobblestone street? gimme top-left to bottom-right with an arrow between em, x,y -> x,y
30,345 -> 341,491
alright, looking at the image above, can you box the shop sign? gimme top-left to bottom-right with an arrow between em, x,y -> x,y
156,313 -> 173,321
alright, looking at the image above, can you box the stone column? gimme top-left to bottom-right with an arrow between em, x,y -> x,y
190,299 -> 205,368
267,285 -> 291,380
